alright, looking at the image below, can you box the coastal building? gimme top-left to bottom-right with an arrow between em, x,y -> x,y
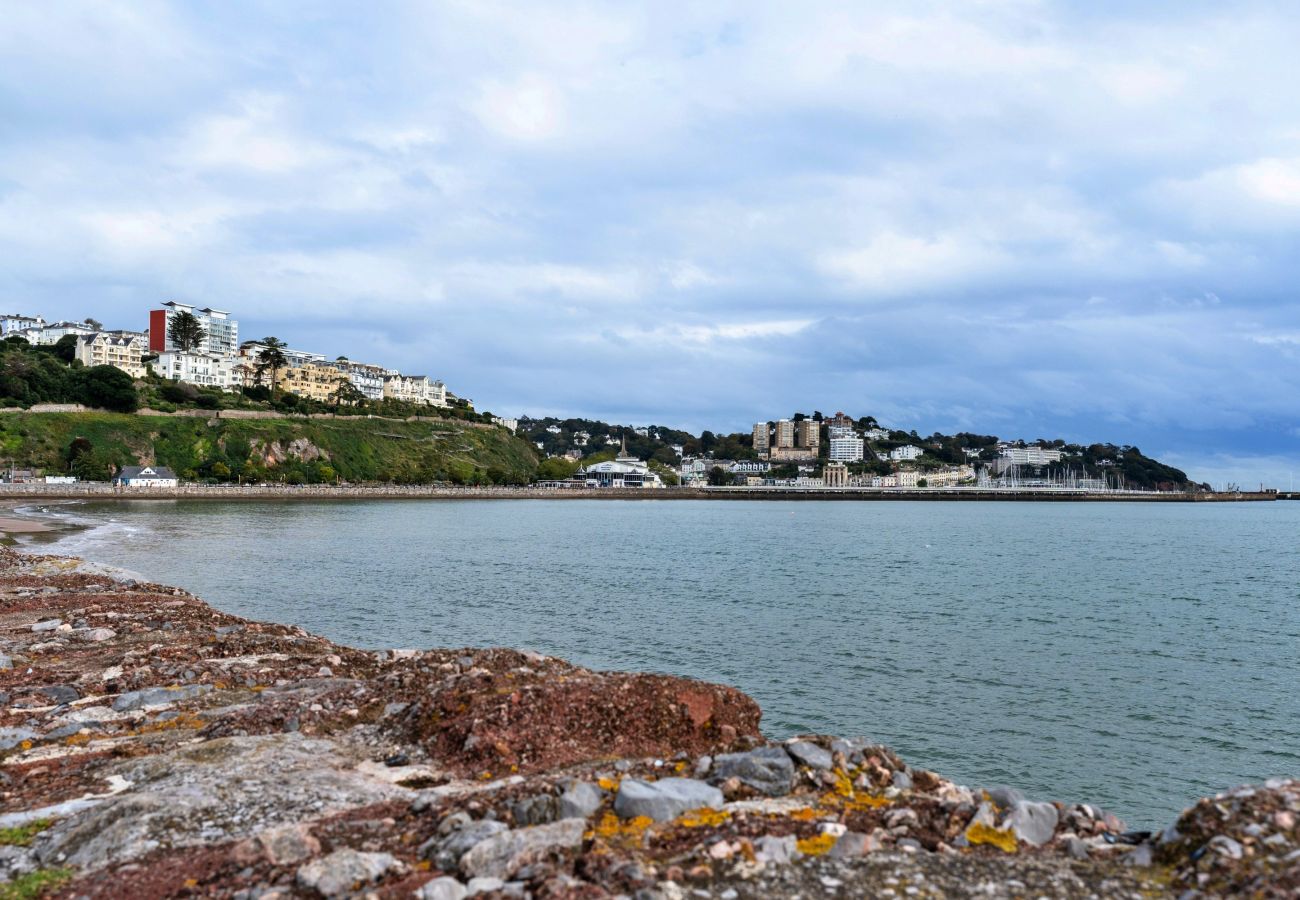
578,437 -> 663,488
0,314 -> 44,336
155,350 -> 238,390
889,445 -> 923,462
829,434 -> 865,462
752,423 -> 770,456
824,462 -> 848,487
770,445 -> 817,461
493,417 -> 519,432
113,465 -> 179,488
796,419 -> 820,450
382,373 -> 448,407
774,419 -> 795,449
149,302 -> 239,356
999,446 -> 1063,465
863,427 -> 890,441
74,331 -> 146,378
17,321 -> 98,345
277,361 -> 350,402
330,358 -> 386,402
729,460 -> 771,475
828,412 -> 855,430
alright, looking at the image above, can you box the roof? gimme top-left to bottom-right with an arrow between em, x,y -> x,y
117,466 -> 178,479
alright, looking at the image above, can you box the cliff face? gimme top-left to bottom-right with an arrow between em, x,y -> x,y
0,549 -> 1295,899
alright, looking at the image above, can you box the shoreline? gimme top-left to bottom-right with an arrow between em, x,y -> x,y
0,548 -> 1295,896
0,483 -> 1278,503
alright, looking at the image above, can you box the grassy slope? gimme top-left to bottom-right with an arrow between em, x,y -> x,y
0,413 -> 540,484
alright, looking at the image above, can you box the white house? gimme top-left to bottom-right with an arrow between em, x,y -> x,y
0,314 -> 45,336
578,437 -> 663,488
889,445 -> 924,461
113,465 -> 179,488
1000,446 -> 1063,465
75,331 -> 147,378
156,350 -> 238,390
829,434 -> 865,462
382,373 -> 448,407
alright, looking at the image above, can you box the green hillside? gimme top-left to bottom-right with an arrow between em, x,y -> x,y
0,413 -> 539,485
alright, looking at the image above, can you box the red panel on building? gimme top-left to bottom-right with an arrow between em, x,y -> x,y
149,309 -> 168,351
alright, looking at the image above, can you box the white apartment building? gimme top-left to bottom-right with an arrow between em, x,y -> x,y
150,302 -> 239,356
382,373 -> 448,407
863,428 -> 890,441
74,331 -> 146,378
889,444 -> 924,461
156,351 -> 238,389
16,321 -> 97,345
493,417 -> 519,432
999,446 -> 1063,465
0,314 -> 44,336
829,434 -> 865,462
330,358 -> 386,402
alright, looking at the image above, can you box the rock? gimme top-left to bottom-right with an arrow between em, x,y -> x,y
754,834 -> 799,865
35,684 -> 81,705
112,683 -> 212,712
428,820 -> 510,869
785,740 -> 833,771
985,786 -> 1025,810
1003,800 -> 1058,846
1062,834 -> 1090,859
419,876 -> 468,900
76,627 -> 117,642
557,781 -> 604,820
465,877 -> 505,897
0,654 -> 11,670
1208,835 -> 1243,860
0,727 -> 37,751
828,831 -> 879,858
512,793 -> 558,826
295,848 -> 400,898
459,819 -> 586,879
710,747 -> 795,796
256,823 -> 321,865
30,619 -> 63,632
39,733 -> 410,871
614,778 -> 724,822
1124,843 -> 1154,866
892,770 -> 913,791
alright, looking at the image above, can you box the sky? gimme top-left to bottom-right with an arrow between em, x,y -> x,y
1,2 -> 1298,488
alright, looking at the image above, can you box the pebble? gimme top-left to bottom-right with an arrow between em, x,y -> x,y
112,683 -> 213,712
30,619 -> 63,632
295,849 -> 400,898
76,627 -> 117,642
0,654 -> 11,670
465,877 -> 504,896
710,747 -> 795,796
557,780 -> 604,820
419,876 -> 468,900
614,778 -> 724,822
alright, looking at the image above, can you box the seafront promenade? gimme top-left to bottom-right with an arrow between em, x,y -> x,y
0,482 -> 1277,502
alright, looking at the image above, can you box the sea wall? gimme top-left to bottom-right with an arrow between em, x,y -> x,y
0,549 -> 1294,898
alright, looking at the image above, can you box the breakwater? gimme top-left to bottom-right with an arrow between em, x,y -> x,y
0,483 -> 1275,502
0,548 -> 1296,897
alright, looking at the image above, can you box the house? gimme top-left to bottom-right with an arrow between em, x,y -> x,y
578,437 -> 663,488
75,331 -> 147,378
156,350 -> 238,390
114,466 -> 179,488
889,445 -> 923,462
150,302 -> 239,356
382,373 -> 448,407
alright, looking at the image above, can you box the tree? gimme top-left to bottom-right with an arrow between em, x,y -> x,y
331,379 -> 365,410
52,334 -> 79,363
254,337 -> 288,398
536,457 -> 579,481
707,465 -> 730,486
83,317 -> 104,330
76,365 -> 139,413
168,310 -> 207,352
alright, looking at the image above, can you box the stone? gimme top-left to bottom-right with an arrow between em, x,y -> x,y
428,820 -> 510,869
512,793 -> 558,826
1208,835 -> 1243,860
754,834 -> 799,865
256,823 -> 321,865
77,627 -> 117,642
295,848 -> 400,898
112,683 -> 213,712
419,876 -> 469,900
459,819 -> 586,879
465,877 -> 505,897
36,684 -> 81,705
710,747 -> 795,796
30,619 -> 63,632
892,770 -> 913,791
0,654 -> 11,670
1124,843 -> 1154,866
985,786 -> 1025,810
785,740 -> 833,771
1062,835 -> 1090,859
557,781 -> 605,820
1003,800 -> 1058,846
614,778 -> 724,823
0,727 -> 37,751
828,831 -> 879,858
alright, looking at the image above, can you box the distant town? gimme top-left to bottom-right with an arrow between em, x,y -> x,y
0,305 -> 1203,494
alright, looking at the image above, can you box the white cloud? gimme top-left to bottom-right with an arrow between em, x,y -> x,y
473,74 -> 566,141
817,232 -> 1001,294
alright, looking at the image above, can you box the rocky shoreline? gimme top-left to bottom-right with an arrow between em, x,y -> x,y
0,548 -> 1295,898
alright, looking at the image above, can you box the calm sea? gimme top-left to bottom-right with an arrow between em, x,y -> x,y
22,498 -> 1300,827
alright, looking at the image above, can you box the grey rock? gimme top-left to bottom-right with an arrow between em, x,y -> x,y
1062,834 -> 1090,859
897,837 -> 923,852
438,811 -> 474,836
829,737 -> 871,760
711,747 -> 795,796
428,820 -> 509,869
30,619 -> 63,632
1125,843 -> 1154,866
828,831 -> 879,858
785,740 -> 833,771
296,848 -> 400,898
0,844 -> 38,880
0,654 -> 12,670
985,786 -> 1025,810
459,819 -> 585,879
37,733 -> 410,871
35,684 -> 81,705
694,755 -> 712,778
76,627 -> 116,643
1003,800 -> 1058,846
256,823 -> 320,865
0,727 -> 37,751
614,778 -> 723,822
112,683 -> 212,712
1208,835 -> 1243,860
753,834 -> 799,865
892,770 -> 913,791
419,876 -> 469,900
557,781 -> 604,820
465,877 -> 505,897
512,793 -> 558,826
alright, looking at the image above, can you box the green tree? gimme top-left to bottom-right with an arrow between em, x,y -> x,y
707,465 -> 730,486
536,457 -> 578,480
331,379 -> 365,410
76,366 -> 139,413
254,338 -> 288,398
52,334 -> 79,363
168,310 -> 207,352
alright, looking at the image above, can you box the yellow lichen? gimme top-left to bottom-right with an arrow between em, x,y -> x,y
965,821 -> 1018,853
585,812 -> 653,845
677,807 -> 730,828
597,775 -> 621,792
795,833 -> 837,856
788,807 -> 822,822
